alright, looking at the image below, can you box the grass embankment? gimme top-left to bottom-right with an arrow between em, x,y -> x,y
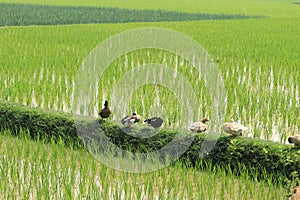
0,101 -> 299,187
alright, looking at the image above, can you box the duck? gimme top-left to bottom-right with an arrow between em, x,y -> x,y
288,134 -> 300,148
287,186 -> 300,200
121,112 -> 141,128
223,118 -> 248,137
189,118 -> 209,132
98,100 -> 111,119
144,117 -> 163,128
293,187 -> 300,200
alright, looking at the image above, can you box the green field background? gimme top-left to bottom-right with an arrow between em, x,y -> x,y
1,0 -> 299,17
0,1 -> 299,199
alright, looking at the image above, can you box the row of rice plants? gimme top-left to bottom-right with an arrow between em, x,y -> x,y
92,49 -> 211,127
0,129 -> 289,199
170,18 -> 300,141
224,62 -> 299,142
2,45 -> 298,139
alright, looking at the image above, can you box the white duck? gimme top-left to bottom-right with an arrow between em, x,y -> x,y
189,118 -> 209,133
223,118 -> 248,137
288,134 -> 300,148
293,187 -> 300,200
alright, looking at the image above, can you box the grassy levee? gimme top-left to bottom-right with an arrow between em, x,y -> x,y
0,101 -> 83,148
0,101 -> 299,185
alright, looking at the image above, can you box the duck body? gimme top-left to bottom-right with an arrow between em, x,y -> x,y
288,135 -> 300,147
223,119 -> 247,137
99,100 -> 111,119
189,118 -> 209,133
121,112 -> 141,128
293,187 -> 300,200
144,117 -> 163,128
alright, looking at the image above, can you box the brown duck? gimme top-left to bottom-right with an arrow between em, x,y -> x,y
99,100 -> 111,119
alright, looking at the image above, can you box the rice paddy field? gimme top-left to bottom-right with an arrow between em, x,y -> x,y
0,0 -> 299,199
0,130 -> 289,199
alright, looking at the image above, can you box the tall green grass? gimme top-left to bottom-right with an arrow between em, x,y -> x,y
0,129 -> 290,199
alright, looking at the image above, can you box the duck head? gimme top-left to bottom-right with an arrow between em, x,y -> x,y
144,118 -> 151,123
104,100 -> 109,107
288,136 -> 294,143
201,118 -> 209,123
